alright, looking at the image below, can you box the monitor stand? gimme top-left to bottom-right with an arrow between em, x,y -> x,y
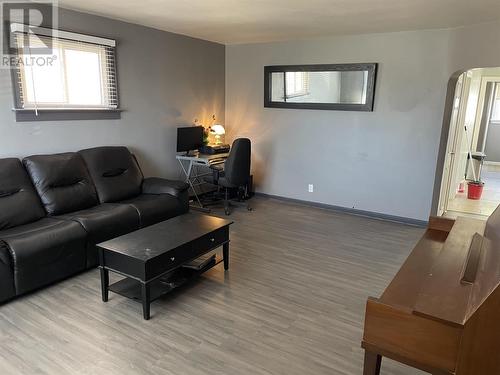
184,150 -> 198,157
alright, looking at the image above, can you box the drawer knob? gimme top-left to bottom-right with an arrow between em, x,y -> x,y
210,238 -> 215,242
171,257 -> 175,261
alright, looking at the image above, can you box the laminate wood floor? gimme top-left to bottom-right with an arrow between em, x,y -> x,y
0,197 -> 427,375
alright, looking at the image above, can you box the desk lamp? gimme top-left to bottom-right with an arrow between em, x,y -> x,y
210,124 -> 225,145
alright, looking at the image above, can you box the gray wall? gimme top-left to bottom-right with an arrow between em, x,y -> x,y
448,21 -> 500,74
485,123 -> 500,162
226,29 -> 451,221
477,76 -> 500,163
0,8 -> 225,178
484,83 -> 500,162
227,21 -> 500,221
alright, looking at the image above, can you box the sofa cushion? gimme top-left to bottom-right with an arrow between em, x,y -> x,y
0,218 -> 87,295
0,158 -> 46,230
121,193 -> 189,227
23,153 -> 99,215
79,146 -> 143,203
56,203 -> 140,267
58,203 -> 140,243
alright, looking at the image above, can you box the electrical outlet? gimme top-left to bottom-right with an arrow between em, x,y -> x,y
308,184 -> 314,193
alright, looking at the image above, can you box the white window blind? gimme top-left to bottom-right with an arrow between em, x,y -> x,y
285,71 -> 310,98
12,28 -> 118,111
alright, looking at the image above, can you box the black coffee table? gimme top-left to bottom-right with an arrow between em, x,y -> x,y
97,213 -> 233,320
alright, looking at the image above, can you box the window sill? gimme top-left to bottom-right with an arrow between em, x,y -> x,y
12,108 -> 123,122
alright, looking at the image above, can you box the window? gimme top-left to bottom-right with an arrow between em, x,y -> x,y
11,24 -> 118,115
492,83 -> 500,122
285,72 -> 309,98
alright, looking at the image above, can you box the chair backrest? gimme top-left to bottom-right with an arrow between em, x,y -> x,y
79,146 -> 144,203
23,152 -> 99,215
224,138 -> 251,187
0,158 -> 46,230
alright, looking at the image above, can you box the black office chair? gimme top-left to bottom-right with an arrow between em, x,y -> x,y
214,138 -> 252,215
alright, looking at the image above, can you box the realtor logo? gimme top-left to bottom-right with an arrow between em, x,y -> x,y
1,0 -> 58,67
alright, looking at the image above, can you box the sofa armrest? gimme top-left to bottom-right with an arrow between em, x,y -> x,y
142,177 -> 189,198
0,240 -> 15,303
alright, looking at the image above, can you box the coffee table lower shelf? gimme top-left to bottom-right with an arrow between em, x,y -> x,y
109,256 -> 222,303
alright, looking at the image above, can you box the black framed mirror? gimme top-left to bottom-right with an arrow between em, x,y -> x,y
264,63 -> 378,111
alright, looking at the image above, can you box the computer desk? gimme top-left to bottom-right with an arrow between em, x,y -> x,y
176,152 -> 229,210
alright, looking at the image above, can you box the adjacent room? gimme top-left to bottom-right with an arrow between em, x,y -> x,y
1,1 -> 500,374
439,67 -> 500,218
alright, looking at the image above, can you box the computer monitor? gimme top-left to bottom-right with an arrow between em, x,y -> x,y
177,126 -> 204,154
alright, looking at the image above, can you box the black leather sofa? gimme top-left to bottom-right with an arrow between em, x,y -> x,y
0,146 -> 189,304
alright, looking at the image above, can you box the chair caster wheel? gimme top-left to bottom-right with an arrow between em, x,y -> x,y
247,207 -> 253,211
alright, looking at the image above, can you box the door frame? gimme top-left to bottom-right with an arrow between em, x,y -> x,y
431,70 -> 467,216
436,72 -> 471,216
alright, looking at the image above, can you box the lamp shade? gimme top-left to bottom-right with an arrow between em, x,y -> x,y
210,124 -> 225,135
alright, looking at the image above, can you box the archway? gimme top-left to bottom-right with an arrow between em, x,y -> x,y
432,68 -> 500,217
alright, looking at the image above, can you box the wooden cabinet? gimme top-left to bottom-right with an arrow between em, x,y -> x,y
362,208 -> 500,374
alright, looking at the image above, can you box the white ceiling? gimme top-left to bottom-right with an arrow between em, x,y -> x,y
58,0 -> 500,44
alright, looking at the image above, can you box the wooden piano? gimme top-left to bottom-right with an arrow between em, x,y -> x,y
362,206 -> 500,375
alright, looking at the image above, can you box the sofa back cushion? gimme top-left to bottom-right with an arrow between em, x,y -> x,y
79,146 -> 143,203
0,158 -> 46,230
23,153 -> 99,215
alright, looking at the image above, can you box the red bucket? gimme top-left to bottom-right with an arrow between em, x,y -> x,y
467,181 -> 484,200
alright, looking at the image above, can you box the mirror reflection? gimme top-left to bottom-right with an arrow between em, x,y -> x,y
271,71 -> 369,105
265,63 -> 377,111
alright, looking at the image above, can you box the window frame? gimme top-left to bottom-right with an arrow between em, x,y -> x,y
264,63 -> 378,112
491,82 -> 500,124
9,24 -> 121,121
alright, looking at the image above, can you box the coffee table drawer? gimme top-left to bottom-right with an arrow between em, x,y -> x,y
145,244 -> 190,278
144,226 -> 230,280
165,227 -> 229,270
192,226 -> 228,254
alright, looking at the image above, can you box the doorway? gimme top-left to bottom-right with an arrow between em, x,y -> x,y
437,67 -> 500,218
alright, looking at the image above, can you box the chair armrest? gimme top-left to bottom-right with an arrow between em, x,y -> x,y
142,177 -> 189,197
